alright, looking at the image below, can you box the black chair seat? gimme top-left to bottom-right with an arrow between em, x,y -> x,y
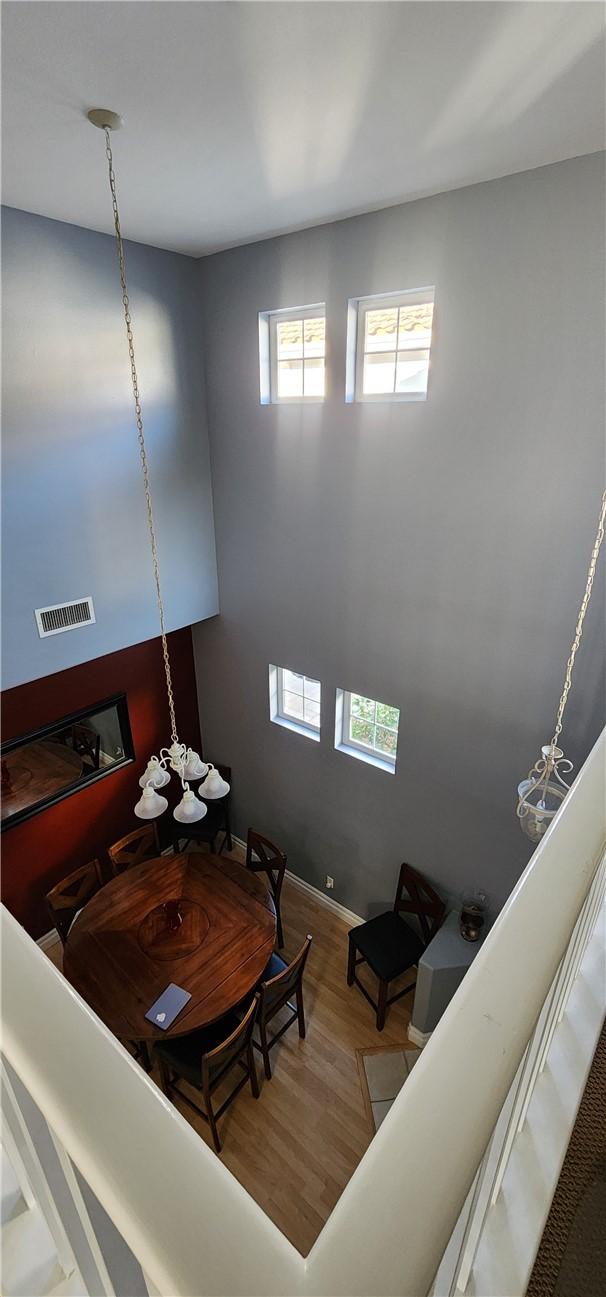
351,911 -> 425,982
262,951 -> 288,981
155,1012 -> 240,1085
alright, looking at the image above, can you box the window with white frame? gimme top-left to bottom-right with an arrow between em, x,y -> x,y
269,665 -> 321,740
335,689 -> 400,771
348,288 -> 435,402
259,305 -> 326,403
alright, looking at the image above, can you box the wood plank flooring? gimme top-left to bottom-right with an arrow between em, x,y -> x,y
46,853 -> 417,1257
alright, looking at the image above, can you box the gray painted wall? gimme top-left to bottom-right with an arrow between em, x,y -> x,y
2,206 -> 218,689
194,153 -> 605,916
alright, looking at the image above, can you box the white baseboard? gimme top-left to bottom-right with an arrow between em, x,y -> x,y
37,928 -> 59,952
230,834 -> 364,928
407,1023 -> 433,1049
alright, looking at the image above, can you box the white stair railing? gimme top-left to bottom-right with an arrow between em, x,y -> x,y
1,727 -> 605,1297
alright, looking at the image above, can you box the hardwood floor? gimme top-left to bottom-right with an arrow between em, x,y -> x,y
46,854 -> 417,1257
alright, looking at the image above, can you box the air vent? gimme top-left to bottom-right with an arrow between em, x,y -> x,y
35,597 -> 96,638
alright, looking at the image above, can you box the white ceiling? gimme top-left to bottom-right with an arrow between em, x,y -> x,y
2,1 -> 605,258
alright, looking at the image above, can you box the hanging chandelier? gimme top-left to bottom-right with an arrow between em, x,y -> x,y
517,489 -> 606,842
88,108 -> 229,824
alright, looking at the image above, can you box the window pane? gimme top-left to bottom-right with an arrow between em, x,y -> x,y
303,317 -> 325,358
304,677 -> 321,702
282,669 -> 304,696
363,352 -> 396,395
350,718 -> 374,746
277,319 -> 303,359
303,357 -> 325,397
364,308 -> 398,353
395,351 -> 429,395
282,691 -> 304,720
303,699 -> 321,727
376,702 -> 400,730
375,726 -> 398,757
397,302 -> 434,350
351,694 -> 375,721
278,360 -> 303,398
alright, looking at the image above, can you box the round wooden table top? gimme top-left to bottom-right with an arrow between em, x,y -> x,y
63,853 -> 276,1041
2,740 -> 84,817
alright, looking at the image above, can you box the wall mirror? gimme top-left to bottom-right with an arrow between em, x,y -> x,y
1,694 -> 134,829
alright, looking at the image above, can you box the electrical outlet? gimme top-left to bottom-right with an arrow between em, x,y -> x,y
325,875 -> 334,890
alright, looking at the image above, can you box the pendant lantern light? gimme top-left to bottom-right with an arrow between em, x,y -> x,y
88,109 -> 228,823
517,490 -> 606,842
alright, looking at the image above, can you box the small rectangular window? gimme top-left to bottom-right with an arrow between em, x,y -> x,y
259,305 -> 326,404
347,288 -> 435,403
335,689 -> 399,771
269,665 -> 321,740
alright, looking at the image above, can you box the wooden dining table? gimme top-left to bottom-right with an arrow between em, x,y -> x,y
63,853 -> 276,1042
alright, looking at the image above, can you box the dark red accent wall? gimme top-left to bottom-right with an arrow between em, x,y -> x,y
1,629 -> 202,938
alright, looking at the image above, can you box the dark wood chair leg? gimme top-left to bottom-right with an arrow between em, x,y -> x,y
377,977 -> 388,1031
276,907 -> 284,949
347,935 -> 356,986
157,1056 -> 172,1097
247,1043 -> 260,1098
259,1022 -> 272,1080
139,1041 -> 151,1072
296,986 -> 306,1038
206,1091 -> 222,1154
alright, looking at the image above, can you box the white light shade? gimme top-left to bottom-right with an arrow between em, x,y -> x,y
200,764 -> 230,799
517,778 -> 567,843
139,758 -> 170,790
173,788 -> 208,823
182,750 -> 208,781
134,784 -> 168,820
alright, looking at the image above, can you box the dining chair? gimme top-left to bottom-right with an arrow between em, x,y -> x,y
172,764 -> 232,856
254,935 -> 313,1079
154,998 -> 259,1154
245,828 -> 287,948
46,859 -> 104,945
71,722 -> 101,771
108,823 -> 159,875
347,863 -> 445,1030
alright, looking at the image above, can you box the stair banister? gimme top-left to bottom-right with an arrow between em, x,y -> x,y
1,725 -> 604,1297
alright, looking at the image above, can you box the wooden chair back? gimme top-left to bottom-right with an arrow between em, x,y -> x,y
108,823 -> 159,876
46,859 -> 103,945
201,997 -> 258,1090
245,828 -> 287,910
394,863 -> 445,946
71,723 -> 101,770
258,935 -> 312,1025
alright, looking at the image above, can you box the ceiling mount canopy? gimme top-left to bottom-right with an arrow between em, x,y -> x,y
87,107 -> 123,132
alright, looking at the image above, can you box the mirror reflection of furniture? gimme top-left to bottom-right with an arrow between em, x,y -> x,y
70,723 -> 101,771
155,997 -> 259,1154
347,864 -> 446,1030
171,763 -> 232,855
245,828 -> 287,948
107,823 -> 159,876
1,694 -> 133,830
46,859 -> 103,946
254,935 -> 312,1079
2,741 -> 83,821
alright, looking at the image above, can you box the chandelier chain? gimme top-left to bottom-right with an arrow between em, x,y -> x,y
103,129 -> 178,744
549,489 -> 606,756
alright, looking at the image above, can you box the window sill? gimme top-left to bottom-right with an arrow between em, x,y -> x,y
270,714 -> 321,743
351,392 -> 428,404
335,742 -> 396,774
